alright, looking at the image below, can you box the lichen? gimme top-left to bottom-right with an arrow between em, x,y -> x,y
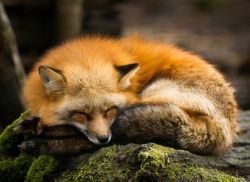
26,155 -> 60,182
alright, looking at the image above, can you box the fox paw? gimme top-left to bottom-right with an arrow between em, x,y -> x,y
14,117 -> 40,139
18,140 -> 39,156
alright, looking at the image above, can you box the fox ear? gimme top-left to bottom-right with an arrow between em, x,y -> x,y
115,63 -> 139,90
38,65 -> 66,96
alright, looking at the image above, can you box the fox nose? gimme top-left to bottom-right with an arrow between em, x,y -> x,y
97,136 -> 110,144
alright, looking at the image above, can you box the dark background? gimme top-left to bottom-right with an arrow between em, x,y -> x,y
1,0 -> 250,131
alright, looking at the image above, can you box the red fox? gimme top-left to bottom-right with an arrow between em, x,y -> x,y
18,36 -> 238,154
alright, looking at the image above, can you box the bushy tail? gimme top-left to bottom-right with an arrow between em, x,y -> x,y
112,103 -> 232,154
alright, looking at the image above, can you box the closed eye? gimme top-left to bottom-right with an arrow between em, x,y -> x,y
71,112 -> 90,123
105,107 -> 118,121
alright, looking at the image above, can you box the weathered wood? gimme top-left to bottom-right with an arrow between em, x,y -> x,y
0,0 -> 25,85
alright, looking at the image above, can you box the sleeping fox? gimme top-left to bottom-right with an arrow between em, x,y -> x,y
16,36 -> 238,154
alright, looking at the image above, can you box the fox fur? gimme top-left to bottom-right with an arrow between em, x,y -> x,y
20,36 -> 238,154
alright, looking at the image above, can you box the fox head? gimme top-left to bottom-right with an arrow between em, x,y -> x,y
37,62 -> 139,144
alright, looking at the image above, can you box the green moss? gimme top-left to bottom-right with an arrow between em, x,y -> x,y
0,113 -> 61,182
151,144 -> 175,154
0,112 -> 34,182
164,163 -> 246,182
135,144 -> 246,182
135,144 -> 170,180
135,144 -> 174,176
55,145 -> 133,182
0,153 -> 33,182
138,147 -> 168,174
0,112 -> 29,159
25,155 -> 60,182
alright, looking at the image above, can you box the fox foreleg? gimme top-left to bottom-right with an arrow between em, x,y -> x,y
14,118 -> 96,155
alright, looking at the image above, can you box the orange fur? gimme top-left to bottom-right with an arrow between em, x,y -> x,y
22,36 -> 238,153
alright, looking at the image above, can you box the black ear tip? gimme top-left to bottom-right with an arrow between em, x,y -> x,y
38,65 -> 48,73
115,63 -> 139,77
128,63 -> 140,69
38,65 -> 47,69
38,65 -> 62,75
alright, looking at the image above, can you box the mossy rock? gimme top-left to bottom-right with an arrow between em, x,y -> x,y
53,143 -> 246,182
0,113 -> 248,182
0,113 -> 33,182
26,155 -> 60,182
54,145 -> 135,182
0,112 -> 29,159
0,153 -> 33,182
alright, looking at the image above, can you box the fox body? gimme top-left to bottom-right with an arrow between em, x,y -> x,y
21,36 -> 238,154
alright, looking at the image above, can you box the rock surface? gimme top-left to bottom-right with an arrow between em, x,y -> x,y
222,110 -> 250,181
0,111 -> 249,182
